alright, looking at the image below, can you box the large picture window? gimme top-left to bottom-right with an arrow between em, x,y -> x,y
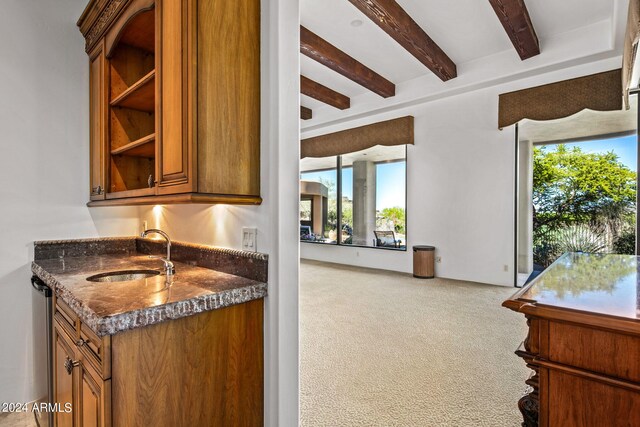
514,93 -> 638,286
300,145 -> 407,250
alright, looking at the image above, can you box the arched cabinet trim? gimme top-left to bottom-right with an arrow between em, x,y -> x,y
105,0 -> 155,58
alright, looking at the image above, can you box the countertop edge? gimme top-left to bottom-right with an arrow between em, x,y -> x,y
31,261 -> 268,337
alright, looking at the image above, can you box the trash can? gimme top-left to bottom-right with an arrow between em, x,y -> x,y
413,245 -> 435,279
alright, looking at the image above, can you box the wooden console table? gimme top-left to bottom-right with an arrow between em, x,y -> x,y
504,253 -> 640,427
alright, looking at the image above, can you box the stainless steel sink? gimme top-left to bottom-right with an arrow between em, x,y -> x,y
86,270 -> 161,283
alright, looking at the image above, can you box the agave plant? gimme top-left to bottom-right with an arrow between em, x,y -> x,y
554,223 -> 608,254
534,223 -> 610,267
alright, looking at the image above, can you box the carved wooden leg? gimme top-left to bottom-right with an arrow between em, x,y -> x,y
515,317 -> 539,427
518,393 -> 538,427
518,370 -> 539,427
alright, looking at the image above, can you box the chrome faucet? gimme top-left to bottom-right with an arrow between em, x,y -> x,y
140,229 -> 175,278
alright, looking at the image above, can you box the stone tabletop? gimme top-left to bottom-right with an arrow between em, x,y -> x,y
32,237 -> 268,336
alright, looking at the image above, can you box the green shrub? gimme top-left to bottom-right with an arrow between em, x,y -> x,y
613,230 -> 636,255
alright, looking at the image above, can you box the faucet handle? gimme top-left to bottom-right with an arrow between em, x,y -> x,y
160,258 -> 176,275
149,255 -> 175,275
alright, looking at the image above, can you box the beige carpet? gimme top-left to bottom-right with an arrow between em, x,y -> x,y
300,260 -> 529,427
0,412 -> 36,427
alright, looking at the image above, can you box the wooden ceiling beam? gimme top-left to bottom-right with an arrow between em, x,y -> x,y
488,0 -> 540,60
301,75 -> 350,110
301,106 -> 313,120
347,0 -> 456,81
300,25 -> 395,98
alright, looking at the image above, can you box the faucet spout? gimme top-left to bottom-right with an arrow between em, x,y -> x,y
140,229 -> 175,277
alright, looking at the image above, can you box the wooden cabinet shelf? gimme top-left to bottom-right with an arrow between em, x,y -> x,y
80,0 -> 260,206
111,133 -> 155,157
110,69 -> 155,112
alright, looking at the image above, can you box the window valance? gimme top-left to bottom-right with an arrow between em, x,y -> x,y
301,116 -> 414,158
498,69 -> 623,129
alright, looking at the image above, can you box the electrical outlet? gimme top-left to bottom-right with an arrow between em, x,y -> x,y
242,227 -> 257,252
436,256 -> 442,263
503,264 -> 509,272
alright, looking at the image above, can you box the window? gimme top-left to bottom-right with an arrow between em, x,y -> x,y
300,166 -> 337,244
515,93 -> 638,286
300,199 -> 312,222
300,145 -> 407,250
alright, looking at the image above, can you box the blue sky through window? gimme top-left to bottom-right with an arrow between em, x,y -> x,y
300,169 -> 337,195
557,134 -> 637,171
301,161 -> 406,211
376,162 -> 406,210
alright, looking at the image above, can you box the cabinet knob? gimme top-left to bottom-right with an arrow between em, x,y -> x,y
76,338 -> 87,347
64,356 -> 79,375
92,185 -> 103,195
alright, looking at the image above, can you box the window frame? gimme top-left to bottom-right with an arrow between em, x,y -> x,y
300,146 -> 408,252
513,91 -> 640,287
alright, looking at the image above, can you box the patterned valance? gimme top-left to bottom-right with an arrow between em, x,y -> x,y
498,69 -> 623,129
301,116 -> 414,159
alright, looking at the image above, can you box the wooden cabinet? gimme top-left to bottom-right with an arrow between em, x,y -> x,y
53,296 -> 111,427
53,324 -> 111,427
78,0 -> 261,206
52,294 -> 263,426
53,324 -> 76,427
503,309 -> 640,427
504,253 -> 640,426
88,41 -> 107,201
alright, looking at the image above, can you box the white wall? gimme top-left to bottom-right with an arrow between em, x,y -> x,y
301,56 -> 623,286
0,0 -> 140,404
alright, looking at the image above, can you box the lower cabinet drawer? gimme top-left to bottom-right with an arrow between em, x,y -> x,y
55,297 -> 79,339
548,321 -> 640,382
547,369 -> 640,427
79,322 -> 111,380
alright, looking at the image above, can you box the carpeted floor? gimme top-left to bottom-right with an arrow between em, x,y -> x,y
0,412 -> 36,427
300,260 -> 530,427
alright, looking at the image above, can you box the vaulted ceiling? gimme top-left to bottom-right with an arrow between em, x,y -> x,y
300,0 -> 622,129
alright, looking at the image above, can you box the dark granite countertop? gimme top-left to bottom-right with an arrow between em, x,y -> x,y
31,237 -> 268,336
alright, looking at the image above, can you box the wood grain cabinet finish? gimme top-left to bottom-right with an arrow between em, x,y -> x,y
53,294 -> 111,427
504,313 -> 640,427
78,0 -> 261,206
52,296 -> 264,427
53,323 -> 77,427
88,41 -> 107,201
504,253 -> 640,426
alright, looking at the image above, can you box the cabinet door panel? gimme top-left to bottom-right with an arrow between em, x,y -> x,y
89,41 -> 107,201
54,324 -> 76,427
197,0 -> 260,196
78,363 -> 110,427
157,0 -> 194,192
81,376 -> 99,427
